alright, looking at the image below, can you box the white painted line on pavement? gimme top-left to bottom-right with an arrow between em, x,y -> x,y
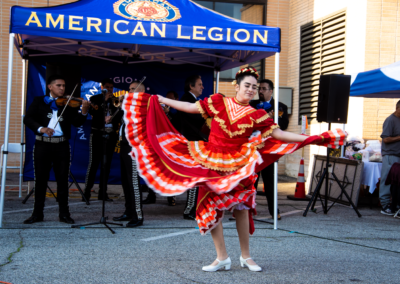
254,205 -> 323,220
141,205 -> 327,242
141,229 -> 198,241
141,221 -> 236,242
140,207 -> 319,242
3,201 -> 100,214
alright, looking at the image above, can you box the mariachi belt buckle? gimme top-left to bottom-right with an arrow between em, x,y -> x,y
47,137 -> 64,143
105,128 -> 114,133
47,137 -> 57,143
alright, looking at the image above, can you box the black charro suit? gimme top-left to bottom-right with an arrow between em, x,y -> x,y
251,97 -> 289,217
24,95 -> 87,218
84,94 -> 123,200
250,98 -> 289,131
118,119 -> 143,221
178,92 -> 206,218
24,96 -> 87,140
88,94 -> 121,130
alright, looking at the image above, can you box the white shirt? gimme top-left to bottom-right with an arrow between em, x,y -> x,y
43,109 -> 63,137
37,96 -> 63,137
38,95 -> 87,136
105,103 -> 113,128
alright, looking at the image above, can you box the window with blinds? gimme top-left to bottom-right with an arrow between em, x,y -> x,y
299,10 -> 346,124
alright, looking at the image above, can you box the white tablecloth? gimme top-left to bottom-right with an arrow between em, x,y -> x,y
361,161 -> 382,193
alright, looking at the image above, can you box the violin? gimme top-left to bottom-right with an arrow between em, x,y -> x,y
55,96 -> 98,110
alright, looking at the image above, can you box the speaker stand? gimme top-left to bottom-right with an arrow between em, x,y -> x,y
303,123 -> 362,218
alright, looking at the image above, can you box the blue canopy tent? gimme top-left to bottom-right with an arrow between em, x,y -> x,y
350,60 -> 400,98
1,0 -> 282,228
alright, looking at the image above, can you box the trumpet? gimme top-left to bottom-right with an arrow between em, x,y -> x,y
111,90 -> 128,108
111,96 -> 122,108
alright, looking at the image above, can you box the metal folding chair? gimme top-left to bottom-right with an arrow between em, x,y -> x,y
0,143 -> 28,197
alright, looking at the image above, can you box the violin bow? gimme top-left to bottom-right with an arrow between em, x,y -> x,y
108,76 -> 147,122
53,83 -> 79,129
133,76 -> 146,93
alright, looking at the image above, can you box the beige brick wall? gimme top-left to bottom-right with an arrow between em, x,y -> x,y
363,0 -> 400,140
264,0 -> 292,87
278,0 -> 315,177
241,4 -> 263,25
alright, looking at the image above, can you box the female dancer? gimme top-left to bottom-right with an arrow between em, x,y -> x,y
122,67 -> 346,272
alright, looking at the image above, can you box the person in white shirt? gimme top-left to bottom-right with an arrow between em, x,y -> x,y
23,75 -> 89,224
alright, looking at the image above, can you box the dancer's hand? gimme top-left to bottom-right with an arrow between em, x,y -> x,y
157,95 -> 165,104
156,95 -> 200,114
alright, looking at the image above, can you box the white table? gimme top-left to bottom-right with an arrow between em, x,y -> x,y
361,161 -> 382,193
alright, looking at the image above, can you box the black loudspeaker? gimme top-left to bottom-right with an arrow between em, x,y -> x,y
317,74 -> 351,124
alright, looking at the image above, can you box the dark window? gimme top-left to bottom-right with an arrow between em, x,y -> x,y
193,1 -> 213,9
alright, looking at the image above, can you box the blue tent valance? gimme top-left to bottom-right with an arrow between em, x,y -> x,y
350,60 -> 400,98
10,0 -> 281,71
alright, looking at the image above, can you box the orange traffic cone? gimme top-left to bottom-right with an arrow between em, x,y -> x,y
287,158 -> 310,201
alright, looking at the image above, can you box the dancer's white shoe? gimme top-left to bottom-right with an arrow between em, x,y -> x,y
202,257 -> 231,272
240,256 -> 262,272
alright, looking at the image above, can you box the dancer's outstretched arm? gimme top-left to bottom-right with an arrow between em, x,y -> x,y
271,128 -> 308,143
157,95 -> 200,114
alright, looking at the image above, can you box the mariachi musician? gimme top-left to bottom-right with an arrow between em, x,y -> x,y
23,75 -> 89,224
113,81 -> 145,227
83,78 -> 123,202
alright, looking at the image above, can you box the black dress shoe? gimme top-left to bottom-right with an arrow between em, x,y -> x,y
113,214 -> 133,221
23,215 -> 43,224
59,216 -> 75,224
270,214 -> 282,220
183,214 -> 196,220
98,196 -> 113,202
81,193 -> 91,202
82,195 -> 90,202
167,197 -> 176,206
143,196 -> 156,204
126,219 -> 143,228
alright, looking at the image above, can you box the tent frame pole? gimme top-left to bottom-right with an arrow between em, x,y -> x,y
216,71 -> 220,93
341,124 -> 345,157
0,33 -> 16,227
273,52 -> 280,230
19,59 -> 27,198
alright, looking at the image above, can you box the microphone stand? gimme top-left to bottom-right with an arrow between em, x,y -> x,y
72,89 -> 123,234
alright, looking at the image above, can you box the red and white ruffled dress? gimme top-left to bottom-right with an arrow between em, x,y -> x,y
122,93 -> 346,235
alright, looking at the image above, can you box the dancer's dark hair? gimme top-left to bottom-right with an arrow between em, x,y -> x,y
233,66 -> 259,86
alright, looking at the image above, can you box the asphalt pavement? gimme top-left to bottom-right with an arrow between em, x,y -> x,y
0,175 -> 399,284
